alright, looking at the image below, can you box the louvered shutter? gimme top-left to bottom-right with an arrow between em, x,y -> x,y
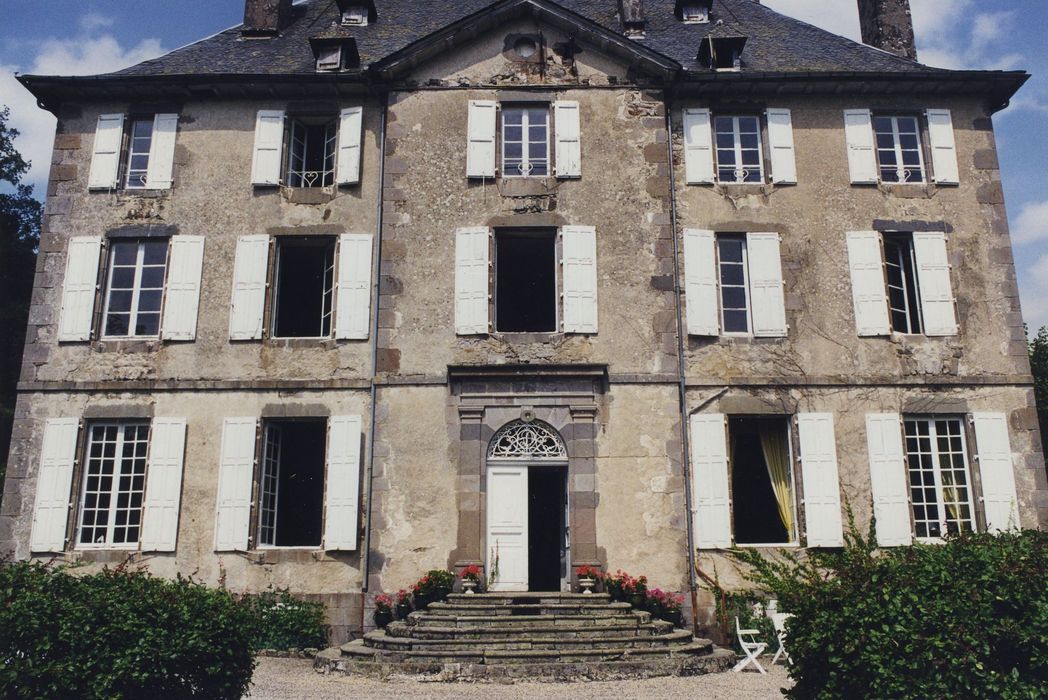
554,101 -> 581,178
335,233 -> 373,340
466,100 -> 497,178
846,231 -> 890,336
140,418 -> 187,552
561,225 -> 598,334
912,231 -> 958,336
844,109 -> 878,184
336,106 -> 363,185
58,236 -> 102,342
229,235 -> 270,341
29,418 -> 80,552
766,108 -> 797,184
323,415 -> 362,550
683,108 -> 714,184
798,413 -> 844,547
251,110 -> 285,186
925,109 -> 959,185
88,113 -> 125,189
145,113 -> 178,190
865,413 -> 912,547
972,413 -> 1020,532
690,413 -> 732,549
161,236 -> 205,341
746,232 -> 788,337
455,227 -> 490,335
683,229 -> 719,336
214,418 -> 257,551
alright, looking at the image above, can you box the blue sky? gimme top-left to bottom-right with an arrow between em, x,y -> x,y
2,0 -> 1046,328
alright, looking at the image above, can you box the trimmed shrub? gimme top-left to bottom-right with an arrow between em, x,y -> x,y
239,588 -> 327,651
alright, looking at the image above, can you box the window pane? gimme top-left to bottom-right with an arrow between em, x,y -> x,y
718,240 -> 744,263
504,126 -> 522,142
723,310 -> 748,333
140,267 -> 165,289
719,264 -> 745,286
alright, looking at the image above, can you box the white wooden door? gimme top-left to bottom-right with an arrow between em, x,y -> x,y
486,464 -> 529,591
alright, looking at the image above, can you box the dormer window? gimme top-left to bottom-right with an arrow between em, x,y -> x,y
699,35 -> 747,71
676,0 -> 712,23
342,6 -> 368,26
309,38 -> 358,73
316,45 -> 342,71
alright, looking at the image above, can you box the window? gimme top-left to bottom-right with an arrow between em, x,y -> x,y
717,235 -> 752,334
272,237 -> 336,338
883,234 -> 923,334
102,239 -> 168,338
729,417 -> 796,546
502,106 -> 550,178
904,418 -> 976,540
77,422 -> 149,548
287,117 -> 337,188
316,45 -> 342,71
874,115 -> 926,183
341,6 -> 368,25
258,420 -> 327,548
124,118 -> 154,189
681,4 -> 710,23
495,230 -> 557,333
714,116 -> 764,184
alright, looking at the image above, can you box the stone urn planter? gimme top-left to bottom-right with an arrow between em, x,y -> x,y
578,577 -> 596,594
462,579 -> 478,594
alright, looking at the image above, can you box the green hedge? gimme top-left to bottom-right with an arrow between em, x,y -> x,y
240,588 -> 327,651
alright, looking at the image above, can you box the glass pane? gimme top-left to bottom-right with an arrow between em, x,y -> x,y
722,287 -> 747,308
504,126 -> 522,142
505,142 -> 522,159
716,133 -> 736,148
873,117 -> 893,133
108,291 -> 133,313
718,240 -> 744,263
503,109 -> 523,126
529,142 -> 545,159
138,290 -> 162,313
140,267 -> 165,289
132,120 -> 154,138
740,133 -> 759,149
143,242 -> 168,264
723,310 -> 748,333
111,268 -> 135,289
113,243 -> 138,265
136,313 -> 160,336
719,264 -> 744,286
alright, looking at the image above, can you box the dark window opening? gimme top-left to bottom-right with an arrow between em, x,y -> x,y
528,468 -> 567,592
258,420 -> 326,548
883,234 -> 923,334
730,417 -> 794,545
272,238 -> 335,338
287,117 -> 337,188
495,231 -> 557,333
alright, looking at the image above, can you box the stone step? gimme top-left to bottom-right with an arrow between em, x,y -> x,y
346,640 -> 715,665
363,628 -> 702,652
384,619 -> 674,641
407,610 -> 651,629
424,600 -> 633,617
444,592 -> 612,606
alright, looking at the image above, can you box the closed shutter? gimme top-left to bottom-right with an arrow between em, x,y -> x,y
145,113 -> 179,190
971,412 -> 1020,532
29,418 -> 80,552
746,232 -> 788,337
336,106 -> 363,185
925,109 -> 959,185
466,100 -> 497,178
561,225 -> 598,334
683,108 -> 715,184
865,413 -> 912,546
683,229 -> 719,336
140,418 -> 187,552
554,101 -> 581,178
844,109 -> 878,184
334,233 -> 373,340
228,235 -> 270,341
455,227 -> 490,335
58,235 -> 103,342
690,413 -> 732,549
88,113 -> 125,189
323,415 -> 362,551
214,418 -> 257,551
251,110 -> 286,186
846,231 -> 890,336
798,413 -> 844,547
161,236 -> 205,341
912,231 -> 958,336
766,108 -> 797,184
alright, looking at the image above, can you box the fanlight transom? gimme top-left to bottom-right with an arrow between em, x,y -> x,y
487,420 -> 567,460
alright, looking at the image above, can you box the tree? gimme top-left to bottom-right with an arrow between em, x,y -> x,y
1029,325 -> 1048,466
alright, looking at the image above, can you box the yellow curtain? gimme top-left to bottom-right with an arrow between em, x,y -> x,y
940,467 -> 960,527
759,424 -> 794,539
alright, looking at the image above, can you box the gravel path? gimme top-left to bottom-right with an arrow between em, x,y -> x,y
247,657 -> 793,699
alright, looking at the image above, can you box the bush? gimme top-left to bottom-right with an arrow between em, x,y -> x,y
239,588 -> 327,651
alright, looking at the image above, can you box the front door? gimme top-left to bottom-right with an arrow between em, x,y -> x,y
486,465 -> 529,591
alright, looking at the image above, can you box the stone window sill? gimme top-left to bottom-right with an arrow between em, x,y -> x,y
264,337 -> 338,349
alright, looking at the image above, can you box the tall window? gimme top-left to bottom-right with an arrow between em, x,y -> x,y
729,416 -> 796,545
502,106 -> 549,177
272,237 -> 336,338
103,239 -> 168,338
495,230 -> 557,332
717,235 -> 751,334
257,420 -> 326,548
714,115 -> 763,183
287,118 -> 337,188
883,234 -> 923,334
77,422 -> 150,548
124,118 -> 154,189
904,418 -> 976,540
874,115 -> 925,183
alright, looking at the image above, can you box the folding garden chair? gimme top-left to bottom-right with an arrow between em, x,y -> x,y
732,616 -> 768,674
769,611 -> 793,665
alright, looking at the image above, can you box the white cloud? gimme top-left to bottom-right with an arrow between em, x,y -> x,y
79,14 -> 115,32
1018,252 -> 1048,331
911,0 -> 1022,70
761,0 -> 862,41
1011,201 -> 1048,246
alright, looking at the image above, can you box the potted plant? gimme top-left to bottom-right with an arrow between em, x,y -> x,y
373,593 -> 394,630
645,588 -> 685,627
624,573 -> 648,609
605,570 -> 627,602
414,569 -> 455,609
575,565 -> 601,594
394,589 -> 413,620
460,564 -> 482,594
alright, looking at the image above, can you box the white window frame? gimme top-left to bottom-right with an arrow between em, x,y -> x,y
255,420 -> 327,550
716,234 -> 754,336
903,416 -> 977,542
873,115 -> 927,184
729,416 -> 799,548
271,237 -> 338,340
501,105 -> 551,178
258,423 -> 282,548
124,117 -> 155,189
342,6 -> 368,25
101,239 -> 170,340
286,117 -> 338,188
883,233 -> 924,335
714,115 -> 765,184
75,421 -> 151,550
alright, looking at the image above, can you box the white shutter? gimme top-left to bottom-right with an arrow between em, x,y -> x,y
335,233 -> 373,340
161,236 -> 205,341
746,232 -> 788,337
323,415 -> 362,551
455,227 -> 490,335
844,109 -> 878,184
88,113 -> 125,190
798,413 -> 844,547
486,465 -> 529,591
229,235 -> 270,341
336,106 -> 363,185
29,418 -> 79,552
561,225 -> 598,334
214,418 -> 257,551
58,235 -> 102,342
766,108 -> 797,184
912,231 -> 958,336
683,108 -> 715,184
865,413 -> 912,547
846,231 -> 891,336
925,109 -> 959,185
251,110 -> 285,186
140,418 -> 187,552
683,229 -> 719,336
554,101 -> 581,179
971,412 -> 1020,532
145,113 -> 178,190
466,100 -> 497,178
690,413 -> 732,549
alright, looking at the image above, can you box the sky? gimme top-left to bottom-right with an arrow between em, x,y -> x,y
1,0 -> 1047,328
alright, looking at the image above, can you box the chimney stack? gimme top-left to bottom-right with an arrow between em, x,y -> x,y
243,0 -> 293,36
618,0 -> 646,37
856,0 -> 917,60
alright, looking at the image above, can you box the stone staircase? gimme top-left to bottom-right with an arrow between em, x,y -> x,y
314,592 -> 735,681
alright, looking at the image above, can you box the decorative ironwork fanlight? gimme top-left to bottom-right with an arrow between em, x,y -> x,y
487,420 -> 567,460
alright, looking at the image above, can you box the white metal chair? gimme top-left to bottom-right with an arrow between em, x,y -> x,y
732,616 -> 768,674
769,611 -> 793,665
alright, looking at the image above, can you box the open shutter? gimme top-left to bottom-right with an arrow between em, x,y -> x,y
323,415 -> 362,550
88,113 -> 125,189
798,413 -> 844,547
683,229 -> 719,336
251,110 -> 285,186
140,418 -> 187,552
865,413 -> 912,547
846,231 -> 890,336
486,465 -> 529,591
455,227 -> 490,335
29,418 -> 79,552
746,232 -> 788,337
683,108 -> 714,184
336,106 -> 363,185
913,231 -> 958,336
925,109 -> 959,185
229,235 -> 270,341
466,100 -> 497,178
335,233 -> 373,340
554,101 -> 581,178
214,418 -> 257,551
58,235 -> 102,342
161,236 -> 205,341
145,113 -> 178,190
971,413 -> 1020,532
844,109 -> 878,184
561,225 -> 598,334
690,413 -> 732,549
766,108 -> 797,184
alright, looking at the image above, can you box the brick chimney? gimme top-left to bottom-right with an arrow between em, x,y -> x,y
618,0 -> 646,37
243,0 -> 293,36
856,0 -> 917,61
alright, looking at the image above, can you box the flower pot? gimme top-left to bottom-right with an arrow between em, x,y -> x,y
395,602 -> 412,620
462,580 -> 478,595
578,577 -> 596,595
374,610 -> 393,629
663,610 -> 683,628
629,593 -> 645,609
